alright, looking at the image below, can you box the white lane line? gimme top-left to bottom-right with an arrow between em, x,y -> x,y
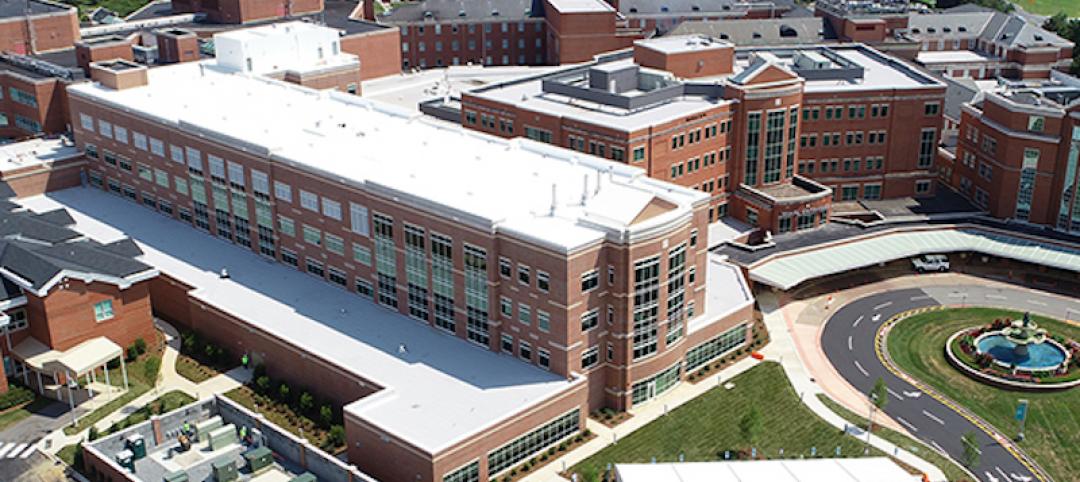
1027,300 -> 1047,306
872,313 -> 883,322
996,467 -> 1009,482
903,390 -> 923,399
852,315 -> 864,328
6,443 -> 27,458
847,336 -> 853,351
874,301 -> 893,310
887,388 -> 904,400
930,440 -> 946,454
910,295 -> 931,301
948,292 -> 966,298
854,360 -> 869,377
986,294 -> 1007,300
984,472 -> 1000,482
923,409 -> 946,426
18,444 -> 35,458
0,443 -> 16,458
897,417 -> 918,432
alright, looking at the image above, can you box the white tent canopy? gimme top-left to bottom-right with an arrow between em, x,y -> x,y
749,226 -> 1080,290
615,458 -> 921,482
12,336 -> 122,376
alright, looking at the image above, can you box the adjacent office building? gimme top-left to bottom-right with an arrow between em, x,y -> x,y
66,22 -> 755,482
459,36 -> 945,234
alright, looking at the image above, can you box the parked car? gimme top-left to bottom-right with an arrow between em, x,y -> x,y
912,254 -> 950,273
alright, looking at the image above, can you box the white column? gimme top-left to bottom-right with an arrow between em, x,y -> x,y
66,370 -> 76,427
85,373 -> 94,400
20,361 -> 27,385
35,370 -> 43,395
120,355 -> 129,390
104,364 -> 112,401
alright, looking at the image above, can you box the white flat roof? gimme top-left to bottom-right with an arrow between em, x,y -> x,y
68,61 -> 706,253
361,65 -> 563,110
916,50 -> 996,65
0,138 -> 82,174
18,188 -> 582,455
749,226 -> 1080,290
635,35 -> 731,54
545,0 -> 614,13
729,48 -> 935,93
688,255 -> 754,335
475,59 -> 732,132
615,458 -> 921,482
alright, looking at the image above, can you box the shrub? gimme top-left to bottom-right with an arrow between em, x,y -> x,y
327,425 -> 346,447
277,382 -> 291,403
142,357 -> 161,386
125,346 -> 139,362
299,392 -> 314,415
87,427 -> 100,441
255,376 -> 271,395
582,428 -> 592,437
319,405 -> 333,428
0,385 -> 35,411
133,338 -> 148,356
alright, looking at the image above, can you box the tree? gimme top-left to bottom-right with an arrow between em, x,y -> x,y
871,377 -> 889,411
133,338 -> 148,356
739,406 -> 763,446
1042,12 -> 1070,35
961,431 -> 981,468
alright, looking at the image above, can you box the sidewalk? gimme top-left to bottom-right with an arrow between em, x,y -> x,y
39,319 -> 250,454
757,291 -> 948,482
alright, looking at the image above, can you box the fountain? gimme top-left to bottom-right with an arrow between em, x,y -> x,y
974,312 -> 1068,372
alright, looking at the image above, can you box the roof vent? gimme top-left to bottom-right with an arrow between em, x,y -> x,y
943,27 -> 951,33
927,27 -> 936,33
458,9 -> 466,16
779,25 -> 797,37
661,6 -> 669,13
423,11 -> 432,18
719,33 -> 729,40
912,28 -> 920,34
492,9 -> 499,16
958,26 -> 967,32
1034,35 -> 1044,41
691,5 -> 700,11
629,7 -> 637,12
752,32 -> 761,39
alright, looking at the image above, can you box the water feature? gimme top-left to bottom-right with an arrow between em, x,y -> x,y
975,334 -> 1067,370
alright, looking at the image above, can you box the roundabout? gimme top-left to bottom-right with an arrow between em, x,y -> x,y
819,283 -> 1080,482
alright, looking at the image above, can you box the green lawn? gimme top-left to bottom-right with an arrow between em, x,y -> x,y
887,308 -> 1080,482
0,397 -> 52,432
175,354 -> 223,384
570,363 -> 885,482
1011,0 -> 1080,17
817,394 -> 974,482
99,390 -> 194,437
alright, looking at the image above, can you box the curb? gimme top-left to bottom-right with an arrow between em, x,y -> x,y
876,306 -> 1054,482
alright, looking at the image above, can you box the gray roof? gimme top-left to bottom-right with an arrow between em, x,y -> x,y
0,192 -> 151,299
940,74 -> 978,121
0,0 -> 70,19
378,0 -> 541,23
321,0 -> 392,35
668,17 -> 832,46
906,11 -> 1071,48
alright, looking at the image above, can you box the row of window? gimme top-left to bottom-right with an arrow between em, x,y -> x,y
405,53 -> 544,69
670,120 -> 732,150
798,156 -> 885,175
403,20 -> 543,37
405,37 -> 542,54
566,135 -> 630,162
699,174 -> 729,194
499,333 -> 550,369
801,103 -> 891,122
669,151 -> 722,179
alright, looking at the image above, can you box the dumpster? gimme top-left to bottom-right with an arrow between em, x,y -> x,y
211,458 -> 238,482
163,470 -> 189,482
115,449 -> 134,472
243,446 -> 273,474
208,424 -> 238,452
126,433 -> 146,460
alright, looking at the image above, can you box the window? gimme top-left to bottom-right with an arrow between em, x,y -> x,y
325,233 -> 345,255
518,303 -> 531,325
322,198 -> 342,220
278,215 -> 295,237
517,265 -> 530,285
538,348 -> 550,369
302,224 -> 321,246
524,126 -> 553,143
685,323 -> 747,371
93,300 -> 114,322
9,87 -> 37,107
355,278 -> 374,298
1015,148 -> 1039,220
349,202 -> 369,236
632,256 -> 660,360
581,346 -> 599,369
486,411 -> 580,475
281,248 -> 299,267
79,113 -> 94,131
580,270 -> 599,292
501,334 -> 514,354
924,102 -> 940,116
499,257 -> 512,278
519,341 -> 532,361
133,132 -> 147,150
632,147 -> 645,162
538,311 -> 550,332
915,179 -> 932,194
113,126 -> 128,144
1028,116 -> 1045,132
306,258 -> 325,277
744,112 -> 761,185
443,460 -> 479,482
918,128 -> 936,168
536,271 -> 550,292
500,297 -> 513,317
581,309 -> 599,331
150,138 -> 165,157
300,190 -> 319,211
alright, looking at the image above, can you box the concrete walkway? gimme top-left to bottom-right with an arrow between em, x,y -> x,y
38,319 -> 250,455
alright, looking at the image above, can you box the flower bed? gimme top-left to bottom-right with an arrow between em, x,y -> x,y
950,318 -> 1080,386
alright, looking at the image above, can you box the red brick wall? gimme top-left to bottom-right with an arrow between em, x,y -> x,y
173,0 -> 323,24
0,157 -> 85,198
0,10 -> 80,54
397,19 -> 548,69
0,72 -> 70,137
76,40 -> 135,75
633,43 -> 733,78
340,28 -> 402,80
25,279 -> 154,353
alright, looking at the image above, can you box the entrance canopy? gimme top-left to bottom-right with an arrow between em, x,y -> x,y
749,226 -> 1080,290
12,336 -> 122,376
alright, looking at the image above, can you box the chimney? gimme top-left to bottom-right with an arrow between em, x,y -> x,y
362,0 -> 376,20
89,59 -> 149,90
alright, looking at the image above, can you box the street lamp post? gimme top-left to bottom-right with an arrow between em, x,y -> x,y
866,392 -> 878,452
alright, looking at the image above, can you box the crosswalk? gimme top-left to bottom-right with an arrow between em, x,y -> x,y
0,442 -> 36,459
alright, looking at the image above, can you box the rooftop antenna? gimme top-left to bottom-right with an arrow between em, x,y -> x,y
580,174 -> 589,205
595,168 -> 603,195
550,184 -> 558,216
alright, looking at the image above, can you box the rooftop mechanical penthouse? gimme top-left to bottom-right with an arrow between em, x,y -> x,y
66,22 -> 756,482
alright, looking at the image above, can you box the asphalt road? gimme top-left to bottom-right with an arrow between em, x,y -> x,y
821,283 -> 1080,482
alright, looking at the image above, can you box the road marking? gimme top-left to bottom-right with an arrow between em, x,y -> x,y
887,388 -> 904,400
871,313 -> 882,322
910,295 -> 931,301
930,440 -> 946,454
847,336 -> 853,351
852,315 -> 864,328
996,467 -> 1010,482
854,360 -> 869,377
1026,300 -> 1047,307
6,443 -> 27,458
985,472 -> 1000,482
17,444 -> 35,459
897,417 -> 918,432
0,443 -> 16,458
948,292 -> 966,298
986,294 -> 1007,300
923,409 -> 946,425
1011,473 -> 1033,481
874,301 -> 893,310
903,390 -> 923,398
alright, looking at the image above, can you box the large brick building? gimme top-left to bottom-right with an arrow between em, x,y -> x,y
365,0 -> 793,69
816,0 -> 1074,79
941,78 -> 1080,231
0,52 -> 83,139
458,36 -> 945,234
170,0 -> 324,24
64,22 -> 756,482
